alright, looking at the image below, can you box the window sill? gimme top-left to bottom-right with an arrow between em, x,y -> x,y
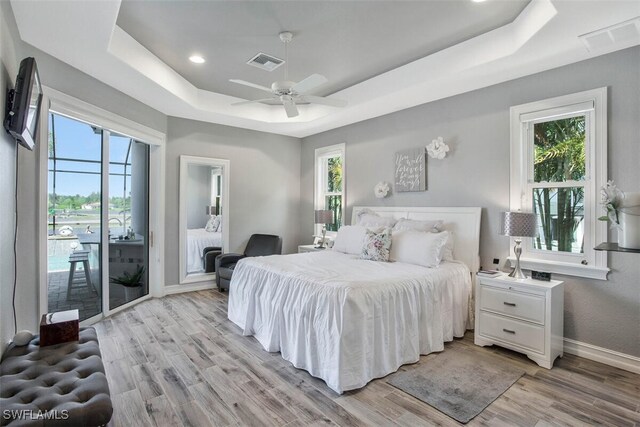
507,257 -> 609,281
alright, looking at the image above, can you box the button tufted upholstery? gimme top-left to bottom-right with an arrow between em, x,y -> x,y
0,327 -> 112,426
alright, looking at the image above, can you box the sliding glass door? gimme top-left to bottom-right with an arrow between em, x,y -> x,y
108,134 -> 149,310
46,113 -> 149,321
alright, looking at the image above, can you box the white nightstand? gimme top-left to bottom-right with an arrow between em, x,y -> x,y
475,274 -> 564,369
298,245 -> 325,253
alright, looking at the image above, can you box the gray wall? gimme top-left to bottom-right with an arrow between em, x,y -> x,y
165,117 -> 301,286
186,164 -> 212,229
0,2 -> 167,353
301,47 -> 640,357
0,1 -> 21,358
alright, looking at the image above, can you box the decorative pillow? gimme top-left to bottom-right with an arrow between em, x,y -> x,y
390,230 -> 450,267
332,226 -> 367,255
392,218 -> 444,233
205,216 -> 220,232
354,208 -> 377,222
442,231 -> 454,261
358,213 -> 397,228
215,217 -> 222,232
361,227 -> 392,262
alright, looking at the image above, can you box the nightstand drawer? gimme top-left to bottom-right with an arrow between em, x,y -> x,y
479,285 -> 545,324
478,311 -> 545,354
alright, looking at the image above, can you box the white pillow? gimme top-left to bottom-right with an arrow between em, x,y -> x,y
358,213 -> 397,228
354,208 -> 377,222
215,217 -> 223,232
392,218 -> 444,233
332,225 -> 367,255
442,231 -> 454,261
390,230 -> 450,267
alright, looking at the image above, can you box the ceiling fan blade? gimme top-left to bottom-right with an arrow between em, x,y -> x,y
229,79 -> 273,93
231,98 -> 277,106
298,95 -> 347,108
291,74 -> 328,94
282,99 -> 299,118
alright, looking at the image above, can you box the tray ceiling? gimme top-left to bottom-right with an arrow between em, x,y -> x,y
10,0 -> 640,138
116,0 -> 529,101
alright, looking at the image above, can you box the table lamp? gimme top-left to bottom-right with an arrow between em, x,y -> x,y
500,211 -> 537,279
314,209 -> 334,249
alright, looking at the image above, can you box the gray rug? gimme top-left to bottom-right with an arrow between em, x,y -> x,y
387,351 -> 525,424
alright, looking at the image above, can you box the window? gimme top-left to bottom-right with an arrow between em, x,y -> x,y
315,143 -> 345,235
510,88 -> 608,280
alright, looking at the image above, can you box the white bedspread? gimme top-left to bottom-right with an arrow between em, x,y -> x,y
186,228 -> 222,274
228,250 -> 472,393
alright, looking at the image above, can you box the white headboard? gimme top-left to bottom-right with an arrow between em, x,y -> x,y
351,206 -> 482,274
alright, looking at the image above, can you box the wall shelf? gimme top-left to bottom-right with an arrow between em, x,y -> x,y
594,242 -> 640,254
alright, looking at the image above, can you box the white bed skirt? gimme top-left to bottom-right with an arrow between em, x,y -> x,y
186,228 -> 222,274
228,251 -> 472,394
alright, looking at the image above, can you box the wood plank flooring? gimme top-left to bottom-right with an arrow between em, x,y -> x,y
95,290 -> 640,427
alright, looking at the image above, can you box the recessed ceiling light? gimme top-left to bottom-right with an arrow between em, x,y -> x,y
189,55 -> 205,64
471,0 -> 487,2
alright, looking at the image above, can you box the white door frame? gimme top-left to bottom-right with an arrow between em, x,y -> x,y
38,87 -> 166,324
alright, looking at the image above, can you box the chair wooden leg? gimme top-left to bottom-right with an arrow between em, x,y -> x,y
67,261 -> 76,299
82,260 -> 97,294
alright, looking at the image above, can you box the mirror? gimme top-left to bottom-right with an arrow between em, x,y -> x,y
179,155 -> 230,284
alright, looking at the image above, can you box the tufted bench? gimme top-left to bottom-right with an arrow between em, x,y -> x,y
0,327 -> 112,426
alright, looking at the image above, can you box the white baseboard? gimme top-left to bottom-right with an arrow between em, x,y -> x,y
164,282 -> 216,296
563,338 -> 640,374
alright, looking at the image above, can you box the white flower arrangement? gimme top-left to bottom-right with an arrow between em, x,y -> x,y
599,180 -> 624,228
426,136 -> 449,160
374,181 -> 390,199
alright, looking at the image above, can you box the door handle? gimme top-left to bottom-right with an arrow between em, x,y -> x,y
503,302 -> 516,307
503,328 -> 516,334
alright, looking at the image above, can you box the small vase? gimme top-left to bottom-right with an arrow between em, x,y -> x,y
618,209 -> 640,250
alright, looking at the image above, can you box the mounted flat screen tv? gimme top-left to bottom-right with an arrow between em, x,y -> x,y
4,57 -> 43,150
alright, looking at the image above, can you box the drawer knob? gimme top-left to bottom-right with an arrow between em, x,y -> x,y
502,328 -> 516,334
503,302 -> 517,307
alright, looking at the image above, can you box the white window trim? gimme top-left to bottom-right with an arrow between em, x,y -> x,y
314,143 -> 345,237
509,87 -> 609,280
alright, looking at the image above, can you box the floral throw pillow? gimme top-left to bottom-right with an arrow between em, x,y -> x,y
205,215 -> 220,232
361,227 -> 392,262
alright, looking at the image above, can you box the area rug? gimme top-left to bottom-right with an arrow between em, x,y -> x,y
386,351 -> 525,424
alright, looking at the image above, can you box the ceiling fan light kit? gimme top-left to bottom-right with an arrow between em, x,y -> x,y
230,31 -> 347,118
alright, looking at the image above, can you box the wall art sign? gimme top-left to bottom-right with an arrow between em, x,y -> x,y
395,148 -> 426,192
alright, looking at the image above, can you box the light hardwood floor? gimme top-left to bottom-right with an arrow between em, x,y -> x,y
95,290 -> 640,427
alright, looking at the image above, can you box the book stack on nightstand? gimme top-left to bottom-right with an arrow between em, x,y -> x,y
474,273 -> 564,369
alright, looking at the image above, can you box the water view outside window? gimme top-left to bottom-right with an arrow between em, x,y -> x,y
532,116 -> 586,253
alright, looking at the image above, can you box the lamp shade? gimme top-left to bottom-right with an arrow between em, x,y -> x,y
205,206 -> 218,216
315,209 -> 334,225
500,211 -> 537,237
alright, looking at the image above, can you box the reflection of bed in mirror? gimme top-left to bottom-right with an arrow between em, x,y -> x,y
179,155 -> 230,284
186,228 -> 222,274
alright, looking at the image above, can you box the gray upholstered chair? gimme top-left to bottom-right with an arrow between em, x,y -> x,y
203,246 -> 222,273
215,234 -> 282,291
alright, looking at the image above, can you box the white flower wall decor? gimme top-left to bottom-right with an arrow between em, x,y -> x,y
374,182 -> 390,199
426,137 -> 450,160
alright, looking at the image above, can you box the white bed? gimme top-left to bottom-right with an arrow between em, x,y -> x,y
228,206 -> 481,393
186,228 -> 222,274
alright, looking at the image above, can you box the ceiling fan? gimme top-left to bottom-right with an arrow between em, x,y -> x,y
230,32 -> 347,118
